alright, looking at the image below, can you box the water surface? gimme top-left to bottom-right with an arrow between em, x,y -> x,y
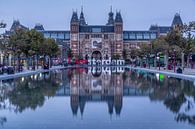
0,67 -> 195,129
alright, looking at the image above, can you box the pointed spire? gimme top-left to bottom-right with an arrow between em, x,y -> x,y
79,6 -> 87,25
107,6 -> 114,25
34,23 -> 44,31
79,99 -> 86,116
10,20 -> 28,32
70,95 -> 79,116
115,11 -> 123,23
81,5 -> 83,12
171,13 -> 183,27
71,11 -> 79,23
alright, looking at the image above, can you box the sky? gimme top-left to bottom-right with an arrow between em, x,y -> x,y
0,0 -> 195,33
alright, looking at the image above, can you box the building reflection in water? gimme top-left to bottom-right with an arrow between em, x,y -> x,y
70,67 -> 124,116
1,67 -> 195,126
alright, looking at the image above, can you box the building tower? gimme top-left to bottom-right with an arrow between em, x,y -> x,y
34,23 -> 45,31
70,11 -> 79,58
107,7 -> 114,25
79,7 -> 87,26
114,11 -> 123,58
171,13 -> 183,28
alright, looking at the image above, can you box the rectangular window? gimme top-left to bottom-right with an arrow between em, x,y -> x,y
71,34 -> 78,41
65,33 -> 70,40
58,33 -> 65,39
116,34 -> 122,41
124,33 -> 129,40
129,33 -> 136,39
143,33 -> 150,40
150,33 -> 157,39
85,34 -> 90,39
104,34 -> 108,39
91,34 -> 102,38
92,28 -> 101,33
136,33 -> 143,40
51,33 -> 58,39
44,33 -> 50,38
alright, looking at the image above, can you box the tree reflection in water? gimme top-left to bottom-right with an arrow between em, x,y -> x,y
123,69 -> 195,126
0,71 -> 62,126
0,68 -> 195,126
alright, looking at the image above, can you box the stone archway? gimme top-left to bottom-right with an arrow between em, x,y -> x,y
92,51 -> 102,60
85,54 -> 89,60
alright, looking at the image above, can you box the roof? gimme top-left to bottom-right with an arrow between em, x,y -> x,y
107,10 -> 114,25
10,20 -> 28,32
115,12 -> 123,23
149,25 -> 172,34
71,12 -> 79,23
40,30 -> 70,40
172,13 -> 183,27
123,31 -> 158,41
79,25 -> 114,33
79,11 -> 87,25
34,24 -> 45,31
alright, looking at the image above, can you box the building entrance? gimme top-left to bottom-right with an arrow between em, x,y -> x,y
92,51 -> 102,60
91,51 -> 102,65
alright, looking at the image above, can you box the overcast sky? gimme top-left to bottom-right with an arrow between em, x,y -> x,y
0,0 -> 195,32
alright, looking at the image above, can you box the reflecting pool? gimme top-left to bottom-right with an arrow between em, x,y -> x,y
0,67 -> 195,129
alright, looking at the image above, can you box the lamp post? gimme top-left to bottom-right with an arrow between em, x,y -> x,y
157,56 -> 160,70
148,54 -> 150,69
190,54 -> 193,69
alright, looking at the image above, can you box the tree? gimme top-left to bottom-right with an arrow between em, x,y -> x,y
182,22 -> 195,67
7,29 -> 60,71
139,43 -> 151,67
0,35 -> 9,65
67,48 -> 73,58
112,54 -> 121,60
9,29 -> 28,71
41,38 -> 59,67
28,29 -> 44,69
165,27 -> 189,69
122,49 -> 128,60
43,38 -> 59,57
152,37 -> 169,68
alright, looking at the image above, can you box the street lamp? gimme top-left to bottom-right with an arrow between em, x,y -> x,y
157,56 -> 160,70
148,54 -> 151,69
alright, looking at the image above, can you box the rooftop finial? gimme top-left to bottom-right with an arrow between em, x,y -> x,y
110,6 -> 112,12
81,5 -> 83,12
172,12 -> 183,27
107,6 -> 114,25
79,6 -> 87,25
115,10 -> 123,23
